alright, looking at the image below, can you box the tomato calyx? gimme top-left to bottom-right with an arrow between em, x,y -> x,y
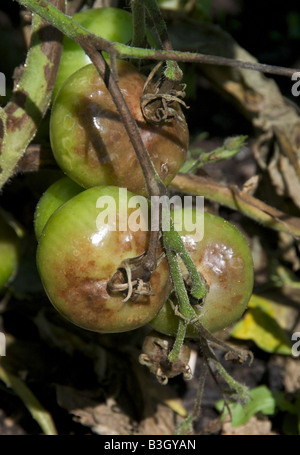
107,248 -> 166,302
107,254 -> 155,303
141,62 -> 189,125
139,331 -> 192,385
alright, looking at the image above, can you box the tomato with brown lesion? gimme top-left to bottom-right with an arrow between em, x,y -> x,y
50,61 -> 189,195
36,186 -> 172,333
149,210 -> 254,337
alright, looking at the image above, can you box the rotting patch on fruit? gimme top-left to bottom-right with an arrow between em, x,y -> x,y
50,61 -> 189,195
149,210 -> 254,337
37,186 -> 172,333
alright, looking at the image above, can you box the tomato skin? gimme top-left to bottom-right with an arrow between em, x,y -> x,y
53,7 -> 157,99
36,186 -> 171,333
50,61 -> 189,195
0,211 -> 20,292
149,210 -> 254,337
54,8 -> 133,99
34,177 -> 84,240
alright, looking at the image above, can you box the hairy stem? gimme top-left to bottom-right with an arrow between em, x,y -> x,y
140,0 -> 182,82
14,0 -> 298,78
163,216 -> 206,363
131,0 -> 147,48
0,0 -> 65,190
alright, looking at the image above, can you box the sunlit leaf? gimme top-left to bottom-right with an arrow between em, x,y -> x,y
230,295 -> 292,354
216,385 -> 276,427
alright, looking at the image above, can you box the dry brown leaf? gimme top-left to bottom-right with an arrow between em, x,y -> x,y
283,357 -> 300,393
278,231 -> 300,271
242,175 -> 260,196
56,384 -> 179,435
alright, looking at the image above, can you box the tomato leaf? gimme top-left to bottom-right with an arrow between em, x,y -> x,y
230,294 -> 292,354
216,385 -> 276,427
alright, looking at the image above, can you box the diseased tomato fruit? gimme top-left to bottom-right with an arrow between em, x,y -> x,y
54,8 -> 132,99
0,210 -> 20,292
36,186 -> 171,333
50,61 -> 189,195
34,176 -> 84,240
149,210 -> 254,337
53,7 -> 158,99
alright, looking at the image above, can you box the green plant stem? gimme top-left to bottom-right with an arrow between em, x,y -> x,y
114,44 -> 298,77
131,0 -> 146,48
15,0 -> 96,41
163,241 -> 192,363
199,337 -> 250,408
209,356 -> 249,404
0,0 -> 65,190
162,215 -> 206,363
139,0 -> 182,82
167,228 -> 207,300
13,0 -> 298,78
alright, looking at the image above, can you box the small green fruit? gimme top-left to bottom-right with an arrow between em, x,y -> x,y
34,176 -> 83,240
0,210 -> 20,292
53,7 -> 156,99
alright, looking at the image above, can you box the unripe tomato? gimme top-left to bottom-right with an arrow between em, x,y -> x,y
54,8 -> 131,99
50,61 -> 189,195
0,210 -> 20,292
149,210 -> 254,337
53,7 -> 157,99
36,186 -> 171,333
34,176 -> 84,240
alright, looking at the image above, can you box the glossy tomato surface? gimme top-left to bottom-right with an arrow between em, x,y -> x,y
50,61 -> 189,195
53,8 -> 135,98
37,186 -> 171,333
34,176 -> 84,240
149,210 -> 254,336
0,210 -> 20,292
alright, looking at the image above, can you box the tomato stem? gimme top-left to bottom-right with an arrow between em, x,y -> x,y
131,0 -> 147,49
13,1 -> 298,78
138,0 -> 183,83
201,338 -> 250,406
162,215 -> 206,363
0,0 -> 65,191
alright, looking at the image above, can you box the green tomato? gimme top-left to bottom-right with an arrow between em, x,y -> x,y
50,61 -> 189,195
34,176 -> 84,240
53,7 -> 156,99
36,186 -> 171,333
0,210 -> 20,292
149,210 -> 254,337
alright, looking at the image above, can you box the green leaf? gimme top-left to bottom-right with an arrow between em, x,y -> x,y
180,135 -> 247,174
230,294 -> 292,355
216,385 -> 276,427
